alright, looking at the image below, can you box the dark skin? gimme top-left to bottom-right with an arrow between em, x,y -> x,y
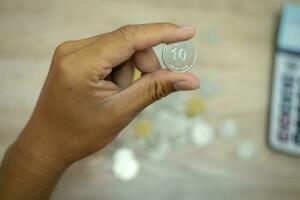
0,23 -> 199,200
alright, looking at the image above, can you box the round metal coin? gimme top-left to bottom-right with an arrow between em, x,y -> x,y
162,41 -> 196,72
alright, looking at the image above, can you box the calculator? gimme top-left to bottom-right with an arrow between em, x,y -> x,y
269,4 -> 300,156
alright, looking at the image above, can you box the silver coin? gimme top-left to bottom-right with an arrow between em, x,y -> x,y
162,41 -> 196,72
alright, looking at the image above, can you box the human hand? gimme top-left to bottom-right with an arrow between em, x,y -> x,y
16,23 -> 199,168
0,23 -> 199,200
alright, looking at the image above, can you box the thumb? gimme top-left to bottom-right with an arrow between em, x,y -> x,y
111,69 -> 200,116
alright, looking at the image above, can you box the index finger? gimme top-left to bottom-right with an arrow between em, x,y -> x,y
72,23 -> 196,70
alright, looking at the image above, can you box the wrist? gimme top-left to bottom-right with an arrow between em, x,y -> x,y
10,138 -> 67,177
0,115 -> 71,199
0,131 -> 68,199
13,123 -> 70,175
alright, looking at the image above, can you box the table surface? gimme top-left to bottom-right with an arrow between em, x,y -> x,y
0,0 -> 300,199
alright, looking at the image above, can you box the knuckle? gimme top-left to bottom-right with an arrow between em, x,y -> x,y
54,41 -> 73,56
148,74 -> 169,102
51,54 -> 75,85
118,24 -> 134,43
53,54 -> 72,72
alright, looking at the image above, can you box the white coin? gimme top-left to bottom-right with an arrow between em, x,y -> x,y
218,119 -> 238,138
162,41 -> 196,72
237,140 -> 257,161
112,157 -> 140,181
190,118 -> 215,147
112,148 -> 140,181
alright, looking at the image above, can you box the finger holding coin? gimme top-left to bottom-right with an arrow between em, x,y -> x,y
133,48 -> 162,73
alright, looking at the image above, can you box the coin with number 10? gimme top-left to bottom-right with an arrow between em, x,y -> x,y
162,41 -> 196,72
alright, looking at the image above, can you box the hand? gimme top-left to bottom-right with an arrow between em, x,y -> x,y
0,23 -> 199,200
22,23 -> 199,164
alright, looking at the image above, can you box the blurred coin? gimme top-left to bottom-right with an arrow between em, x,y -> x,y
112,148 -> 140,181
218,119 -> 238,138
185,95 -> 206,117
190,118 -> 215,147
237,140 -> 257,161
134,120 -> 153,138
162,41 -> 196,72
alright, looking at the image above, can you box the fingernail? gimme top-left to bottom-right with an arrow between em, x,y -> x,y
174,80 -> 199,91
179,25 -> 195,33
180,25 -> 195,30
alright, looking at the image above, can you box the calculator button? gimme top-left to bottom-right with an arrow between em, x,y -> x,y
282,95 -> 292,103
294,134 -> 300,145
282,89 -> 292,98
280,115 -> 290,127
281,103 -> 291,114
278,131 -> 289,141
286,61 -> 297,70
283,75 -> 293,83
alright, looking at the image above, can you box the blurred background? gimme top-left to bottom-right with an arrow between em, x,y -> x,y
1,0 -> 300,199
